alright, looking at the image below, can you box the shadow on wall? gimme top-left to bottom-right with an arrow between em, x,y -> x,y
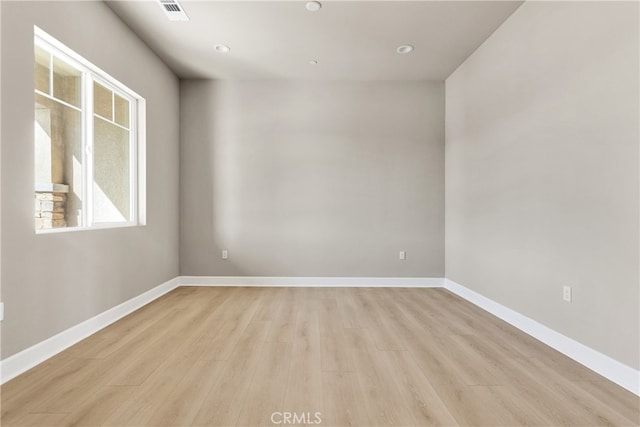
179,80 -> 238,275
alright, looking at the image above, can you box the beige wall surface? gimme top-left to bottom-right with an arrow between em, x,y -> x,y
1,1 -> 180,359
446,2 -> 639,369
180,80 -> 444,277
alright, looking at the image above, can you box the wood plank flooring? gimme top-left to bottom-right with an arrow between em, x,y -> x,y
1,287 -> 638,426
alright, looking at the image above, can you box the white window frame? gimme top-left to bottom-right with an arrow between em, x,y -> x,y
34,27 -> 146,234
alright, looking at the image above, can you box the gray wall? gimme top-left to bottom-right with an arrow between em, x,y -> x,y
180,80 -> 444,277
0,0 -> 3,357
1,1 -> 180,359
446,1 -> 639,369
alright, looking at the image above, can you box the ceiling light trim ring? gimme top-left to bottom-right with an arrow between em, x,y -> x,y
397,44 -> 414,54
306,1 -> 322,12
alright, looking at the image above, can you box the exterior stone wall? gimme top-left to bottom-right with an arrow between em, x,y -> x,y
35,192 -> 67,229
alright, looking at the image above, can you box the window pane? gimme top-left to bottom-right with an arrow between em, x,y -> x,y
93,82 -> 112,120
114,94 -> 130,128
53,57 -> 81,108
34,45 -> 50,94
34,94 -> 84,229
93,116 -> 130,223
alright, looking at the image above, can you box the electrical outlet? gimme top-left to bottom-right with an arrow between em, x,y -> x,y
563,286 -> 572,302
399,251 -> 406,260
222,250 -> 228,260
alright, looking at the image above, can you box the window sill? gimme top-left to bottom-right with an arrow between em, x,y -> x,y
35,222 -> 142,235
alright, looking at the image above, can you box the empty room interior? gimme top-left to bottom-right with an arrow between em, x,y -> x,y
0,0 -> 639,426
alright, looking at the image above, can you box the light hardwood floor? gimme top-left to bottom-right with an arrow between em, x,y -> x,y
1,287 -> 638,426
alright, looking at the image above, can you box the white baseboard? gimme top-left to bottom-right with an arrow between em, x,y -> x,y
3,275 -> 637,398
178,276 -> 444,288
444,278 -> 640,396
0,277 -> 180,385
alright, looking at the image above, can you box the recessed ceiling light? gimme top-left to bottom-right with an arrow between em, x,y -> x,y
396,45 -> 414,54
309,60 -> 318,65
306,1 -> 322,12
215,44 -> 231,53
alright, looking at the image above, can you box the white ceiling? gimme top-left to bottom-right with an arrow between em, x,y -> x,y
107,0 -> 523,80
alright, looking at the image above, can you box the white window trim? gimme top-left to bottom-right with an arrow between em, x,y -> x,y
34,27 -> 146,234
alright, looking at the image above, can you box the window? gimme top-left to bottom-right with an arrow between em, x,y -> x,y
34,28 -> 145,232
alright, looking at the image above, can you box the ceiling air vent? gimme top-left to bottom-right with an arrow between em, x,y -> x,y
158,0 -> 189,22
